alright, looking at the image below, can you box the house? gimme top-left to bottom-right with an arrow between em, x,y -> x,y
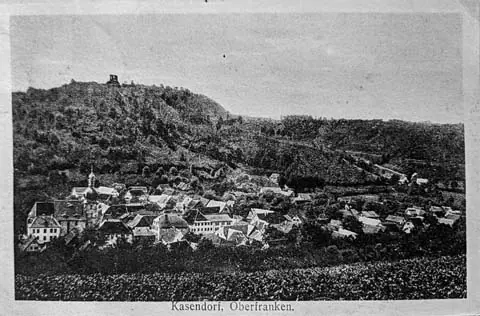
124,186 -> 149,203
64,228 -> 81,247
272,220 -> 294,234
332,228 -> 358,239
438,218 -> 458,227
70,187 -> 88,199
361,210 -> 380,219
19,236 -> 45,252
53,200 -> 87,235
247,209 -> 277,231
184,210 -> 233,235
149,194 -> 174,210
98,219 -> 133,245
27,215 -> 62,243
327,219 -> 343,230
95,186 -> 119,201
411,173 -> 428,185
284,215 -> 303,226
151,213 -> 189,242
247,208 -> 275,221
174,196 -> 194,213
405,207 -> 426,217
126,214 -> 156,229
215,226 -> 249,245
206,200 -> 230,213
131,227 -> 156,243
269,173 -> 281,183
175,182 -> 191,192
292,193 -> 313,204
102,204 -> 131,220
358,216 -> 385,234
429,206 -> 448,217
260,187 -> 294,197
402,221 -> 416,234
155,184 -> 175,196
384,215 -> 406,226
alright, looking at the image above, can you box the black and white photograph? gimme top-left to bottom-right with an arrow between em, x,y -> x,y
2,0 -> 480,315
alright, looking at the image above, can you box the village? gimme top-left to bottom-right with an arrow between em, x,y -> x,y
18,162 -> 463,254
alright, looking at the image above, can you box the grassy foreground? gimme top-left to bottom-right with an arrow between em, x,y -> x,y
15,255 -> 465,301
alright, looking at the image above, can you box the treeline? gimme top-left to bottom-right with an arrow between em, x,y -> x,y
258,116 -> 464,165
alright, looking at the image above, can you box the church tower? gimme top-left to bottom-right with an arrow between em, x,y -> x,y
88,166 -> 96,188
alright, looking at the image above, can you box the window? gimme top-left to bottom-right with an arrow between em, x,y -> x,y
43,236 -> 46,240
44,229 -> 47,233
75,221 -> 78,226
50,229 -> 53,233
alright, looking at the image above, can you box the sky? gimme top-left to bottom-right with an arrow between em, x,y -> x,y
10,13 -> 463,123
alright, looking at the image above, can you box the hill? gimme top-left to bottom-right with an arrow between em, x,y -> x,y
12,79 -> 465,233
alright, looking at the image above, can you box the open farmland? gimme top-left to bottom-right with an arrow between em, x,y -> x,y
16,255 -> 465,301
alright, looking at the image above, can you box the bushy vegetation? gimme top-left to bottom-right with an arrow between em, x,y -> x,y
15,255 -> 466,301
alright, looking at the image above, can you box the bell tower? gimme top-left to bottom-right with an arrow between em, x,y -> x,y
88,166 -> 96,188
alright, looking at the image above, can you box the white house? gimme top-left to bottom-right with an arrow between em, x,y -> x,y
27,216 -> 62,243
185,210 -> 233,235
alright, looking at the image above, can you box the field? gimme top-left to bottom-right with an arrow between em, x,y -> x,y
16,255 -> 466,301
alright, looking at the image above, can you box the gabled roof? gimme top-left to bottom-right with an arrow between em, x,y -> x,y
328,219 -> 343,229
154,213 -> 189,229
64,228 -> 80,245
128,186 -> 148,193
127,188 -> 149,196
332,228 -> 358,239
430,206 -> 446,213
445,213 -> 461,221
293,193 -> 313,203
249,208 -> 275,217
71,187 -> 88,196
149,194 -> 173,206
20,235 -> 41,251
53,200 -> 85,219
159,228 -> 185,244
29,216 -> 62,229
98,219 -> 132,234
199,206 -> 221,215
206,200 -> 228,212
104,204 -> 129,219
183,210 -> 208,225
362,211 -> 380,218
358,216 -> 382,227
385,215 -> 406,225
438,218 -> 457,227
260,187 -> 294,196
96,186 -> 118,196
31,202 -> 55,217
362,224 -> 384,234
203,213 -> 233,222
127,214 -> 156,228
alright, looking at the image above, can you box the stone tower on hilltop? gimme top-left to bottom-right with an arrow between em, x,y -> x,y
106,74 -> 120,86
